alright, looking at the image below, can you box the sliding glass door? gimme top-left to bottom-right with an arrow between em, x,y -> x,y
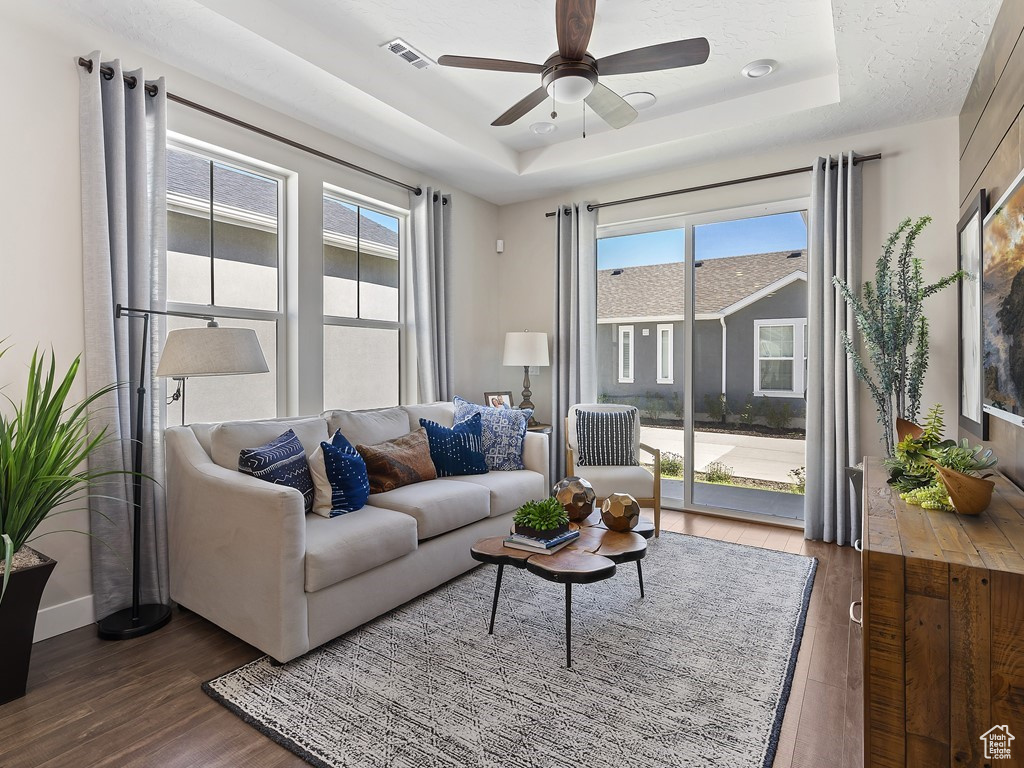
595,201 -> 809,524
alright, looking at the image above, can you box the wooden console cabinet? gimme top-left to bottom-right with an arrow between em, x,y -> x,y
861,457 -> 1024,767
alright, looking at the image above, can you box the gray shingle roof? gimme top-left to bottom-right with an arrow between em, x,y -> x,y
167,148 -> 398,249
597,250 -> 807,318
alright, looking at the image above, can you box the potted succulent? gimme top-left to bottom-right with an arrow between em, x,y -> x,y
886,404 -> 997,513
513,497 -> 570,540
0,347 -> 119,703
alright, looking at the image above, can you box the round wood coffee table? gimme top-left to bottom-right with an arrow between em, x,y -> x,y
470,511 -> 651,668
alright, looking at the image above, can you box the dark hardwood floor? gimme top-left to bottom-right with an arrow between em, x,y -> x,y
0,510 -> 861,767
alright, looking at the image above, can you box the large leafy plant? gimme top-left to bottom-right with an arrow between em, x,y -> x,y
834,217 -> 965,455
0,347 -> 119,600
885,404 -> 997,510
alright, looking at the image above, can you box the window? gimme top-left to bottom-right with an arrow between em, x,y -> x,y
618,325 -> 634,383
166,144 -> 284,424
656,324 -> 673,384
323,191 -> 403,410
754,319 -> 807,396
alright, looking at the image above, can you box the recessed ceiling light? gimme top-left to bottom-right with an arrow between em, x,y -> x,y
741,59 -> 776,79
622,91 -> 657,110
529,121 -> 557,135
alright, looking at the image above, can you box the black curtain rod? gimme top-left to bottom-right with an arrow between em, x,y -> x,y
77,56 -> 423,196
544,153 -> 883,217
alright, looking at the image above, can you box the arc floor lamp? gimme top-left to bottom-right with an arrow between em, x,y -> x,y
97,303 -> 268,640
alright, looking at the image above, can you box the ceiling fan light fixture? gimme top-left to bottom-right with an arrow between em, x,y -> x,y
741,59 -> 776,79
622,91 -> 657,110
530,121 -> 557,135
545,73 -> 595,103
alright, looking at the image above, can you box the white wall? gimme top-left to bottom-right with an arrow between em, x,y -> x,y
0,7 -> 501,638
495,118 -> 961,454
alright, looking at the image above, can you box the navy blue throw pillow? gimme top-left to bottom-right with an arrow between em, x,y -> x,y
238,428 -> 315,513
321,430 -> 371,514
420,414 -> 488,477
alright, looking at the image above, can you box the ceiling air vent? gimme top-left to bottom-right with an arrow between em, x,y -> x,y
382,38 -> 433,69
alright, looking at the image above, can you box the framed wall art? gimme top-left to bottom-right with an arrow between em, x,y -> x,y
958,189 -> 988,438
982,167 -> 1024,428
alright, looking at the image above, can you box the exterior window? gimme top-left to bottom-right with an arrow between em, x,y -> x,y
618,325 -> 634,383
323,192 -> 403,409
166,144 -> 283,424
657,324 -> 673,384
754,319 -> 807,396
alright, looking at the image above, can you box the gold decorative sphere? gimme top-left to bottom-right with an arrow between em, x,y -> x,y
601,492 -> 641,532
553,476 -> 596,522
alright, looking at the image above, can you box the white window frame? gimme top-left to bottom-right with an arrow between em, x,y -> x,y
656,323 -> 674,384
166,138 -> 288,418
322,185 -> 408,410
618,325 -> 634,383
753,318 -> 807,398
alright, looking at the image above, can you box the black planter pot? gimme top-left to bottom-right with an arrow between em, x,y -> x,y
514,523 -> 571,540
0,547 -> 56,705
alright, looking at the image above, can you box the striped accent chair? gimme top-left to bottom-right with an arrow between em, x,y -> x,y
565,403 -> 662,537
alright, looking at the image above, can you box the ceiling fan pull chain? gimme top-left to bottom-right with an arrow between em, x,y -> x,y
583,101 -> 587,139
551,84 -> 558,119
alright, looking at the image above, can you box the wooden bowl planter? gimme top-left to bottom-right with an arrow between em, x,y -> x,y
896,417 -> 925,443
934,465 -> 995,516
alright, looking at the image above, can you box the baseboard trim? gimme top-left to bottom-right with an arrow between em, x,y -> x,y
34,594 -> 94,642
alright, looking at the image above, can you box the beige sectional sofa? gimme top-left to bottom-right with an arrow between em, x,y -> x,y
165,401 -> 549,663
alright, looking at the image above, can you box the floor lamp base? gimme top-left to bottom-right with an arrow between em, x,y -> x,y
97,603 -> 172,640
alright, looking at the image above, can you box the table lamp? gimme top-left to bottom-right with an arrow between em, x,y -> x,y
503,331 -> 549,426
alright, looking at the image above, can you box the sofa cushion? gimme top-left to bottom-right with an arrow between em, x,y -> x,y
356,429 -> 437,494
448,470 -> 546,517
309,431 -> 370,517
304,506 -> 417,592
370,479 -> 490,540
403,402 -> 455,431
210,417 -> 328,471
453,396 -> 532,471
324,406 -> 408,447
420,414 -> 488,478
237,429 -> 315,513
572,464 -> 654,500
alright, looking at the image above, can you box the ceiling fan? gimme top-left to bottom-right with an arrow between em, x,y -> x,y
438,0 -> 709,130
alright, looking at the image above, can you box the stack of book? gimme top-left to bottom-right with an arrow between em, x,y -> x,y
503,528 -> 579,554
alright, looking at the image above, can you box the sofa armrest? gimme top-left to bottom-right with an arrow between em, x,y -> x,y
522,431 -> 549,490
165,426 -> 309,662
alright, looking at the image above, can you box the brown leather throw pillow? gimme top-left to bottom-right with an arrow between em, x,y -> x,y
356,428 -> 437,494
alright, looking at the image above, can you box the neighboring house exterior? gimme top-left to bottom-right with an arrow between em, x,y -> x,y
596,250 -> 808,419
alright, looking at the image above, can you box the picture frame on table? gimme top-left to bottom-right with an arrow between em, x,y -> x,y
483,391 -> 514,409
958,189 -> 988,439
983,166 -> 1024,429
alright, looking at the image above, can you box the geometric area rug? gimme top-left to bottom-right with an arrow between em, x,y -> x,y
204,533 -> 817,768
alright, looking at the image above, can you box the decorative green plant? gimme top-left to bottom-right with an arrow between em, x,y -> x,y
660,452 -> 684,478
764,401 -> 796,431
513,497 -> 568,532
885,404 -> 997,510
834,217 -> 966,455
0,347 -> 120,601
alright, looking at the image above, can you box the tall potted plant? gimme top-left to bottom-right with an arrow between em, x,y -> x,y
0,347 -> 119,703
834,216 -> 965,456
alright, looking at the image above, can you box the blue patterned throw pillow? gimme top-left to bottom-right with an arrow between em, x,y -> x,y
320,430 -> 370,515
238,429 -> 315,512
420,413 -> 488,477
453,396 -> 532,471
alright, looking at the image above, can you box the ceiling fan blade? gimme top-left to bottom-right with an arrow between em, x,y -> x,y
597,38 -> 710,75
584,83 -> 638,129
437,55 -> 544,74
556,0 -> 596,61
492,87 -> 550,126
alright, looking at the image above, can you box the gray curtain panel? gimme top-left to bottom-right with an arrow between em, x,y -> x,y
78,53 -> 169,617
409,189 -> 453,403
805,153 -> 862,545
552,203 -> 598,481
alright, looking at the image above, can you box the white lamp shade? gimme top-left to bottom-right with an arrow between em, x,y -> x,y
156,327 -> 269,378
503,331 -> 549,367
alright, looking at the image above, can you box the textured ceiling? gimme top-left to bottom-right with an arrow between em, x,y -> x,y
33,0 -> 1002,204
